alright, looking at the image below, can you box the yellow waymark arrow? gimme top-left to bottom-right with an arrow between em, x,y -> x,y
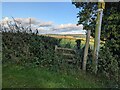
98,2 -> 105,9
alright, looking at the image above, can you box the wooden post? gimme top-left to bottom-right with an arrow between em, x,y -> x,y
93,1 -> 104,74
55,45 -> 58,52
76,39 -> 81,50
83,30 -> 91,71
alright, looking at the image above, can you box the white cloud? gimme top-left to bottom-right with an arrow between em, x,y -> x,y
43,29 -> 86,35
3,17 -> 9,21
1,17 -> 53,27
49,23 -> 85,34
39,21 -> 53,27
52,23 -> 83,31
15,18 -> 38,25
1,17 -> 86,34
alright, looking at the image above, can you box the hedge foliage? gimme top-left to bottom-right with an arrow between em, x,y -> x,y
2,32 -> 61,68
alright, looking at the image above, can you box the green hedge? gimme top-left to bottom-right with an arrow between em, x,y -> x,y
2,32 -> 61,68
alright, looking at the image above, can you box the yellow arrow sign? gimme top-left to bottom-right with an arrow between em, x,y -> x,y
98,2 -> 105,9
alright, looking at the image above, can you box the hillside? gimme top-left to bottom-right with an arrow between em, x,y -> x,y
43,34 -> 93,41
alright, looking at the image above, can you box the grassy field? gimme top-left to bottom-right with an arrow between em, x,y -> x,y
2,63 -> 105,88
60,38 -> 94,49
44,34 -> 105,50
44,34 -> 96,49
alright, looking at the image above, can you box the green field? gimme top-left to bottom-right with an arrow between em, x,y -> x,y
60,38 -> 94,49
45,34 -> 105,50
2,63 -> 105,88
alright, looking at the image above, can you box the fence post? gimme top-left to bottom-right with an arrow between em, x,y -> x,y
55,45 -> 58,52
76,39 -> 81,50
83,30 -> 91,71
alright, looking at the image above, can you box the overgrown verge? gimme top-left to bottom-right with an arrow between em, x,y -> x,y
2,32 -> 61,69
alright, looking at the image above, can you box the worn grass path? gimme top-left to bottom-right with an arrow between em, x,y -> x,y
2,63 -> 104,88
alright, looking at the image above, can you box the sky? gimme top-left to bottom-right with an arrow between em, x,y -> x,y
1,2 -> 86,34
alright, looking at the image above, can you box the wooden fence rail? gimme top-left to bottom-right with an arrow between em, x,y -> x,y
55,45 -> 76,63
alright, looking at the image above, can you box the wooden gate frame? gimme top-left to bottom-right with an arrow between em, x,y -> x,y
55,45 -> 76,63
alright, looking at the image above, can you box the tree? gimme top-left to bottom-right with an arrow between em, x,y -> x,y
73,2 -> 97,72
72,1 -> 120,71
83,30 -> 91,71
